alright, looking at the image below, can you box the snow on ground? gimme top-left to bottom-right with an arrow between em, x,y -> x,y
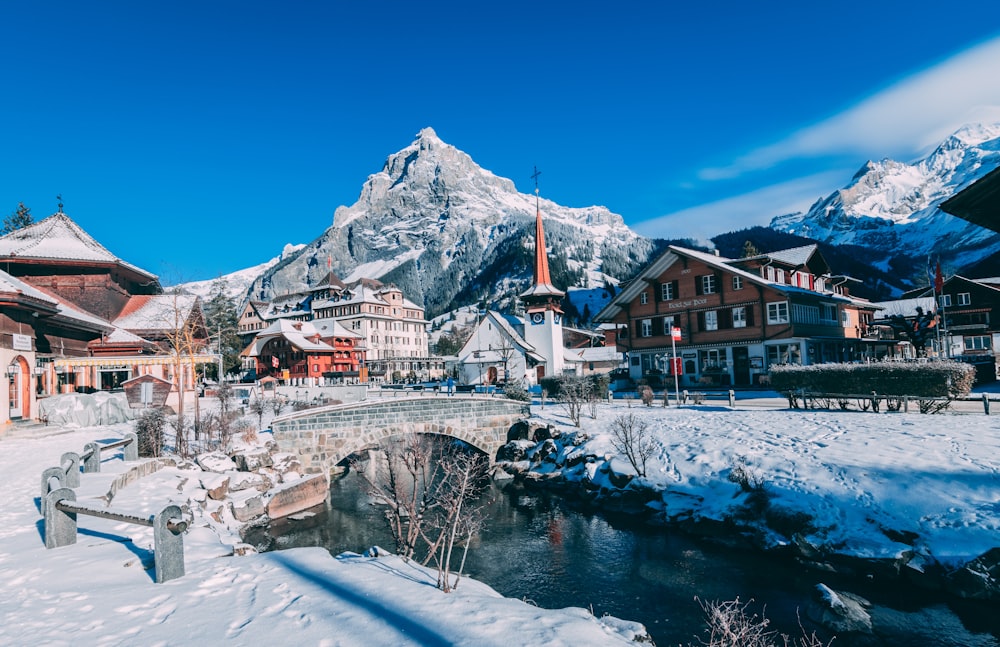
0,424 -> 645,646
3,396 -> 999,645
530,399 -> 1000,567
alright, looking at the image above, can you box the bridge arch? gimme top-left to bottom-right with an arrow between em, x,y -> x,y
270,396 -> 530,475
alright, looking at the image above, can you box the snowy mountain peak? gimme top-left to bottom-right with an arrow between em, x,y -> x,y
771,121 -> 1000,275
253,128 -> 653,317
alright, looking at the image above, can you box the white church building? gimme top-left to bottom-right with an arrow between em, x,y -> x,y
456,193 -> 582,386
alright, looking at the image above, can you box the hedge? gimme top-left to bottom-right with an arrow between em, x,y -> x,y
769,361 -> 975,398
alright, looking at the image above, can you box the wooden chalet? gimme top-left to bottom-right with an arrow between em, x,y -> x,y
595,244 -> 884,387
0,210 -> 210,425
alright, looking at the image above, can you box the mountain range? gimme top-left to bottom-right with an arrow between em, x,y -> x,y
182,123 -> 1000,317
770,122 -> 1000,285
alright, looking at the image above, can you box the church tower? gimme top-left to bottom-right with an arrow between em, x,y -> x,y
520,170 -> 565,380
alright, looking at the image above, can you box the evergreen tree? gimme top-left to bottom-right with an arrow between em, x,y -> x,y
202,279 -> 243,379
3,202 -> 32,235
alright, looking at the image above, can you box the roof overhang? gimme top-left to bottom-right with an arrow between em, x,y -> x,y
940,165 -> 1000,232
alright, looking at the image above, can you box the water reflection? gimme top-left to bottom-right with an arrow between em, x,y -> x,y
245,473 -> 999,647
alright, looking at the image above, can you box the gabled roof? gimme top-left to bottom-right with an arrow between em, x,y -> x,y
594,245 -> 862,322
0,211 -> 157,282
246,319 -> 338,356
5,273 -> 112,334
312,317 -> 362,339
113,294 -> 201,333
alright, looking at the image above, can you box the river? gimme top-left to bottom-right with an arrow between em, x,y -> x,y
245,472 -> 999,646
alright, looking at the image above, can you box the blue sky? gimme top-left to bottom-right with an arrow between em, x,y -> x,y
4,2 -> 1000,283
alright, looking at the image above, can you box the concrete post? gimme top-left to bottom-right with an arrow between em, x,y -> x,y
82,442 -> 101,473
40,467 -> 65,516
60,452 -> 81,487
983,393 -> 990,415
44,487 -> 77,549
123,432 -> 139,461
153,504 -> 185,583
682,389 -> 689,405
728,389 -> 735,408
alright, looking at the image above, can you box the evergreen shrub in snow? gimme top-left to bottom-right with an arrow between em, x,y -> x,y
769,361 -> 974,398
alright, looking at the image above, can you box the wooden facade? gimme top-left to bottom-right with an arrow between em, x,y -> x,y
596,245 -> 882,387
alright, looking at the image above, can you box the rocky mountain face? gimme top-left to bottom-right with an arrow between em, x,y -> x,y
770,123 -> 1000,282
246,128 -> 655,317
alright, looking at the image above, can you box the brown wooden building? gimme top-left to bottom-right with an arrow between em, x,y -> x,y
595,244 -> 883,387
0,210 -> 209,425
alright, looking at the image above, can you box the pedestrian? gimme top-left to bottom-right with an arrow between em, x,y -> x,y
447,376 -> 454,396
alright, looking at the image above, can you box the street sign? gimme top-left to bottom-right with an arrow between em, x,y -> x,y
671,327 -> 682,340
670,357 -> 683,374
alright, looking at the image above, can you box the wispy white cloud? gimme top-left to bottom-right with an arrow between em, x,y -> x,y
701,34 -> 1000,181
634,171 -> 846,241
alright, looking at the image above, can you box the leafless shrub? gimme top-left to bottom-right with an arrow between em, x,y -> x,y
248,396 -> 268,428
728,455 -> 766,493
639,385 -> 654,406
135,408 -> 166,457
608,413 -> 657,477
233,417 -> 258,445
689,597 -> 832,647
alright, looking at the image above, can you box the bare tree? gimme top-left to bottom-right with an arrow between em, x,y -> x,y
423,450 -> 489,592
354,435 -> 489,591
248,396 -> 268,429
558,376 -> 590,427
608,413 -> 657,477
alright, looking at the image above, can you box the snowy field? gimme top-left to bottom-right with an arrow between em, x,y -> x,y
530,399 -> 1000,567
2,396 -> 999,645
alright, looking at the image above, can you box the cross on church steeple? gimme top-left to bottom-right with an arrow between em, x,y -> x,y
531,166 -> 542,210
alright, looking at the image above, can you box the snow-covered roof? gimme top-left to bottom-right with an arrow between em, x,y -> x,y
312,317 -> 362,339
573,346 -> 620,363
246,319 -> 337,356
113,294 -> 200,332
744,244 -> 819,268
2,271 -> 112,333
596,244 -> 871,322
0,211 -> 157,281
870,296 -> 937,319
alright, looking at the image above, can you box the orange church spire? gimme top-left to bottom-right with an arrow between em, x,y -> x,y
520,167 -> 564,304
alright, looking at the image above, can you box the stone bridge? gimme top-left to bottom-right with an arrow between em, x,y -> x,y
269,396 -> 531,475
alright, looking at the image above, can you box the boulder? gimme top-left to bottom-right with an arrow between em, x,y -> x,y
200,474 -> 230,500
806,584 -> 872,634
946,547 -> 1000,600
196,451 -> 237,473
232,448 -> 273,472
226,470 -> 267,493
266,473 -> 330,520
230,490 -> 266,522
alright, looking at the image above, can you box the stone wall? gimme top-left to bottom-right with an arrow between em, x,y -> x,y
270,396 -> 530,475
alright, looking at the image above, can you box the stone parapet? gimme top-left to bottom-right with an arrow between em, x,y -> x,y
271,396 -> 529,475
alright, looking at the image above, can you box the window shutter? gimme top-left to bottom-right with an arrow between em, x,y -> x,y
655,282 -> 662,302
672,280 -> 679,300
695,277 -> 703,296
721,309 -> 732,329
746,306 -> 755,326
697,312 -> 705,330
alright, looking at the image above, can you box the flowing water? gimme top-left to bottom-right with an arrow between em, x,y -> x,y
245,473 -> 999,647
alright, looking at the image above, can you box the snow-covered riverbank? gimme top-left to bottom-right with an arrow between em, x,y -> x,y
507,400 -> 1000,600
0,424 -> 648,646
